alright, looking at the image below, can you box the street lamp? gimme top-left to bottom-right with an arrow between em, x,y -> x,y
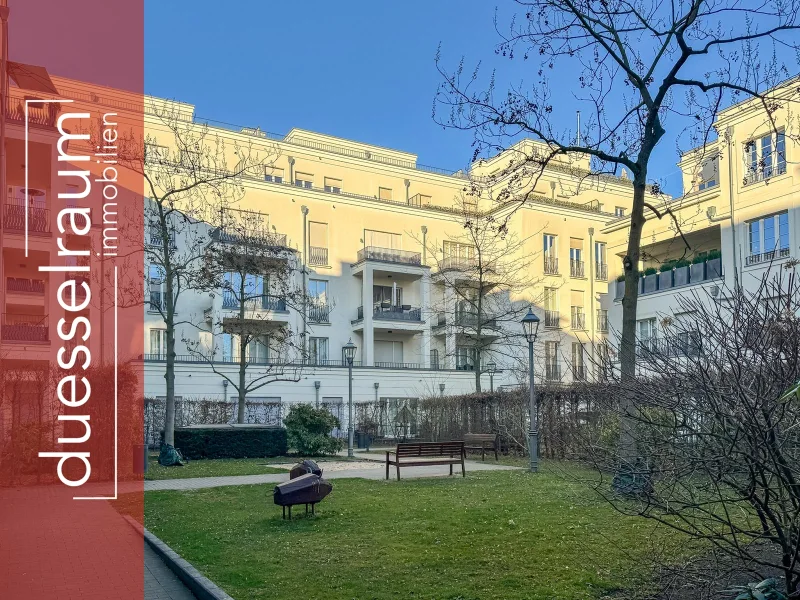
343,339 -> 357,458
487,362 -> 497,393
521,308 -> 541,473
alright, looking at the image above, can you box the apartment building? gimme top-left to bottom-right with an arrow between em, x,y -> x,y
603,76 -> 800,360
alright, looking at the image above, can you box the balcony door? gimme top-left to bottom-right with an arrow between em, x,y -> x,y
373,285 -> 403,310
365,229 -> 402,250
375,340 -> 403,366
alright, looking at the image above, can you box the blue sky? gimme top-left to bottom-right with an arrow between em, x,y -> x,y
145,1 -> 780,197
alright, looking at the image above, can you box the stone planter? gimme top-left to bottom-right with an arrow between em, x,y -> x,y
658,270 -> 673,290
690,262 -> 706,283
674,265 -> 689,286
706,257 -> 722,279
643,274 -> 658,294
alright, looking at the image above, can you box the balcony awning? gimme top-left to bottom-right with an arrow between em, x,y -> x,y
7,62 -> 58,95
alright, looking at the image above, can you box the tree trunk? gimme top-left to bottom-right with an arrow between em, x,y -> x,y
474,345 -> 482,393
163,314 -> 176,446
618,178 -> 647,464
237,357 -> 247,424
237,286 -> 247,424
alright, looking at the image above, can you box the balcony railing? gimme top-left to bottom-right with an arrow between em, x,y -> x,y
3,204 -> 50,233
357,246 -> 422,266
222,291 -> 287,311
544,310 -> 560,328
374,361 -> 422,369
454,312 -> 498,329
7,277 -> 45,294
637,335 -> 701,358
745,247 -> 790,266
544,256 -> 559,275
570,260 -> 585,278
439,256 -> 477,271
7,94 -> 59,127
743,163 -> 787,185
2,313 -> 48,342
358,305 -> 422,322
308,246 -> 329,266
571,311 -> 586,330
308,303 -> 330,323
212,228 -> 288,248
595,263 -> 608,281
545,364 -> 561,381
597,310 -> 609,333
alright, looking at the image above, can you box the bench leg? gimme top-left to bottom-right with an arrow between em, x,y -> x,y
386,459 -> 390,480
282,506 -> 285,520
396,464 -> 401,481
462,456 -> 466,477
449,462 -> 453,476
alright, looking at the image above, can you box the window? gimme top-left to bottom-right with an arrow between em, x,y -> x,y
569,238 -> 584,277
308,279 -> 330,322
570,290 -> 585,330
365,229 -> 402,250
308,279 -> 328,303
745,131 -> 787,184
221,333 -> 235,362
456,346 -> 478,370
248,337 -> 269,363
309,337 -> 329,365
148,264 -> 166,311
544,341 -> 560,380
544,287 -> 559,327
295,171 -> 313,189
409,193 -> 431,207
223,272 -> 265,307
378,187 -> 393,201
747,211 -> 790,264
308,222 -> 328,266
324,177 -> 342,194
264,167 -> 284,184
571,343 -> 586,379
144,143 -> 168,163
637,318 -> 657,351
594,241 -> 606,265
443,240 -> 475,268
543,234 -> 557,256
615,207 -> 626,217
375,340 -> 404,366
374,285 -> 403,309
149,329 -> 166,357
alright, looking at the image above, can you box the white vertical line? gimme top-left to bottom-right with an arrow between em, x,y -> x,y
24,102 -> 28,256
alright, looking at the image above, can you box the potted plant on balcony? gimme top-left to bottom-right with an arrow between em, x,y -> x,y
673,258 -> 690,286
706,249 -> 722,279
690,252 -> 707,283
658,261 -> 675,291
642,267 -> 659,293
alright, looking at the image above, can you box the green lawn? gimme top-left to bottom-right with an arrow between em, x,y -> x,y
144,466 -> 687,599
145,455 -> 366,480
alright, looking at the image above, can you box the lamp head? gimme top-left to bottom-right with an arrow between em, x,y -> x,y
521,308 -> 541,343
343,339 -> 357,365
487,361 -> 497,374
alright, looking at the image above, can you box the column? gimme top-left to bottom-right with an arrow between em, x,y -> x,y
361,265 -> 374,366
421,272 -> 431,368
444,284 -> 456,369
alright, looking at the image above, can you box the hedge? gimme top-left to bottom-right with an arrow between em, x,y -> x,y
171,425 -> 287,459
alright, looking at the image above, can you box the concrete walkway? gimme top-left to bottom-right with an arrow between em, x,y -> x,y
145,459 -> 519,492
145,543 -> 197,600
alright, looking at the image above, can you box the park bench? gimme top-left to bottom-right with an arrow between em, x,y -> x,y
385,441 -> 465,480
464,433 -> 499,461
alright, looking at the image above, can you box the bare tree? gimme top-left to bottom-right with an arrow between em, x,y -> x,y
435,0 -> 800,460
184,207 -> 311,424
581,265 -> 800,596
422,194 -> 539,391
116,101 -> 272,446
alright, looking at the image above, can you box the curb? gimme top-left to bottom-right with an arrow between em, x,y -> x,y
124,516 -> 234,600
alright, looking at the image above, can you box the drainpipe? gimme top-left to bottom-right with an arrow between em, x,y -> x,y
588,227 -> 595,377
314,380 -> 320,408
288,156 -> 295,185
222,379 -> 228,403
404,179 -> 410,203
301,205 -> 308,360
374,382 -> 379,403
725,127 -> 739,289
421,225 -> 427,264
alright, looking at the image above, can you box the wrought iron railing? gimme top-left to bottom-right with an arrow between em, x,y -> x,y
595,263 -> 608,281
745,247 -> 790,265
6,277 -> 45,294
357,246 -> 422,266
544,256 -> 559,275
1,313 -> 49,342
570,259 -> 585,278
222,291 -> 287,311
3,204 -> 50,233
357,306 -> 422,322
308,303 -> 330,323
308,246 -> 328,266
571,311 -> 586,330
545,364 -> 561,381
597,310 -> 609,333
544,310 -> 560,328
7,94 -> 59,127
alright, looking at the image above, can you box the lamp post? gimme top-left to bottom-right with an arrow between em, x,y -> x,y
521,308 -> 541,473
487,362 -> 497,393
343,339 -> 357,458
314,380 -> 321,408
439,383 -> 445,397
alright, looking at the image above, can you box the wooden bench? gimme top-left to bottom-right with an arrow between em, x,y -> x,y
464,433 -> 499,461
385,441 -> 465,480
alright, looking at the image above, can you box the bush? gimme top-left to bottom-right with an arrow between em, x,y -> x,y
644,266 -> 658,276
659,261 -> 675,273
691,252 -> 708,264
707,248 -> 721,260
284,404 -> 344,456
674,257 -> 690,268
171,426 -> 287,459
616,274 -> 625,282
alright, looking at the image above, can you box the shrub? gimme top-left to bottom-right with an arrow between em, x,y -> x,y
691,252 -> 708,264
674,258 -> 690,268
171,426 -> 287,459
616,274 -> 625,282
707,248 -> 722,260
659,261 -> 675,273
644,267 -> 658,276
284,404 -> 344,456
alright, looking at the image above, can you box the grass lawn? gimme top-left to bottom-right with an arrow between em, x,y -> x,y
143,465 -> 686,599
144,454 -> 366,480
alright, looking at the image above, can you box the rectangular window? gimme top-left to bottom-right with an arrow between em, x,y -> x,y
761,134 -> 773,178
373,285 -> 403,308
295,171 -> 313,189
777,131 -> 786,175
745,131 -> 787,184
747,211 -> 790,264
378,187 -> 393,201
569,238 -> 583,262
222,333 -> 234,362
375,340 -> 404,365
595,241 -> 607,265
544,342 -> 560,381
544,287 -> 557,311
149,329 -> 166,357
309,337 -> 329,364
543,234 -> 557,256
248,337 -> 269,363
308,279 -> 328,303
324,177 -> 342,194
264,167 -> 284,184
456,346 -> 477,370
308,222 -> 328,266
638,318 -> 657,352
571,342 -> 585,379
365,229 -> 402,250
615,207 -> 626,217
148,264 -> 166,311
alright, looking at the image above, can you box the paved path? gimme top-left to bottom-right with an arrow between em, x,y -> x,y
145,543 -> 197,600
145,459 -> 519,492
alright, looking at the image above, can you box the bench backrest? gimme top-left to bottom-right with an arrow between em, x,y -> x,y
395,441 -> 464,458
464,433 -> 497,445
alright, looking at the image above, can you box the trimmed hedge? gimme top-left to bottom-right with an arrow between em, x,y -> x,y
171,426 -> 287,459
